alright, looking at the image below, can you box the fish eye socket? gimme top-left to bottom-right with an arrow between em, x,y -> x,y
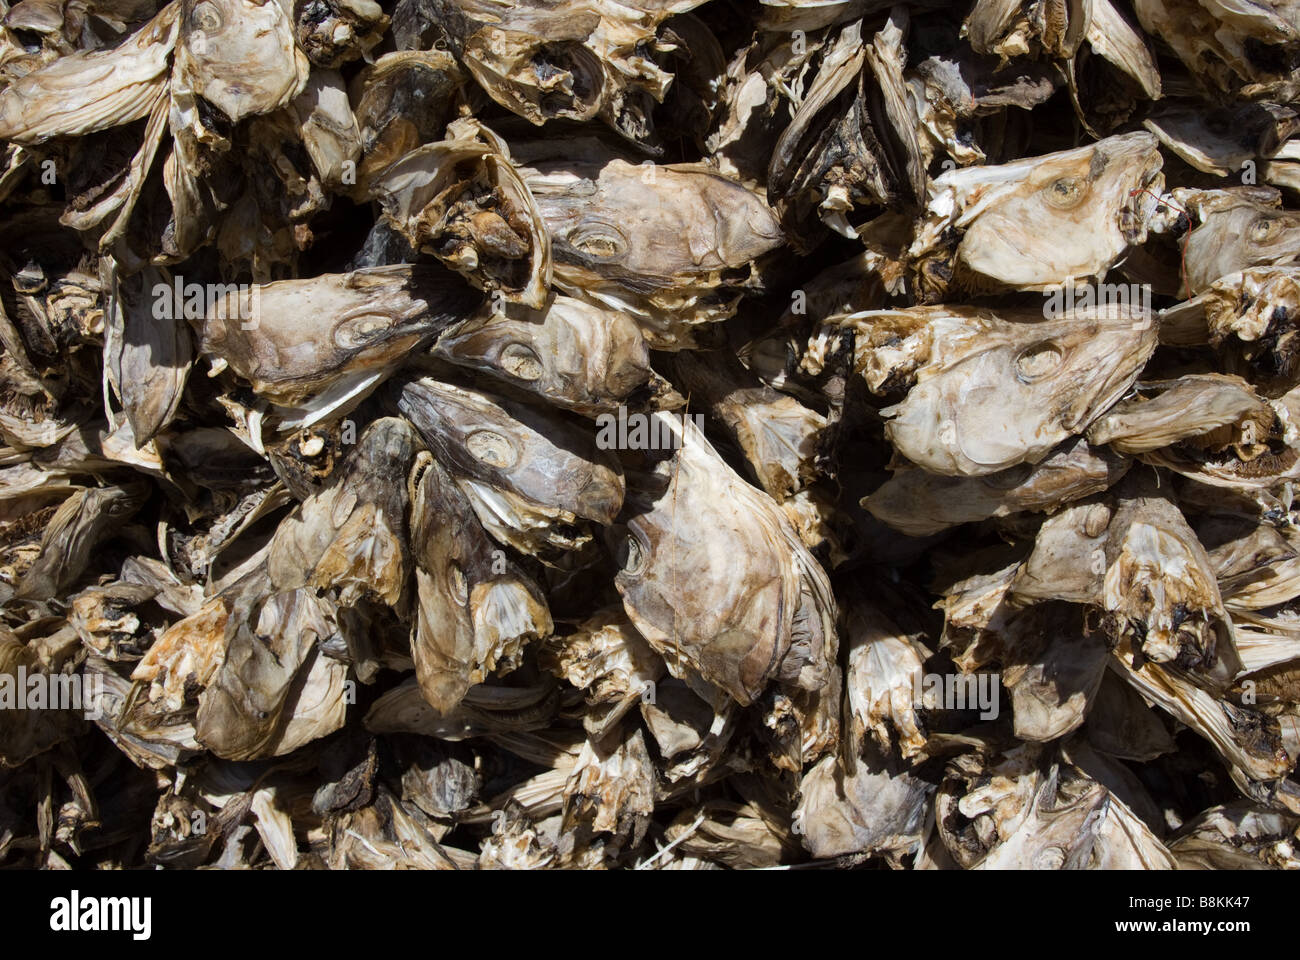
1043,176 -> 1088,210
333,313 -> 396,349
1014,340 -> 1064,382
1250,217 -> 1281,243
618,534 -> 646,576
1034,846 -> 1067,869
189,1 -> 222,35
499,342 -> 544,381
569,221 -> 627,261
466,429 -> 516,468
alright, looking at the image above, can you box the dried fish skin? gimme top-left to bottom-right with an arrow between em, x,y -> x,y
1066,0 -> 1161,136
292,0 -> 387,68
0,631 -> 87,767
1168,801 -> 1300,869
1135,0 -> 1300,98
816,303 -> 1156,477
1110,645 -> 1293,785
15,482 -> 148,600
560,727 -> 654,854
130,596 -> 230,715
843,598 -> 929,760
326,787 -> 457,869
664,350 -> 827,501
194,586 -> 346,761
1101,485 -> 1241,678
349,50 -> 465,192
373,119 -> 552,308
268,417 -> 419,609
365,674 -> 559,740
439,0 -> 697,146
433,294 -> 658,416
767,18 -> 919,248
1014,479 -> 1243,684
198,265 -> 481,424
1084,668 -> 1177,761
0,1 -> 178,145
965,0 -> 1088,61
1213,523 -> 1300,612
613,413 -> 836,706
173,0 -> 310,124
1002,604 -> 1108,743
448,6 -> 606,126
397,376 -> 624,555
937,744 -> 1177,869
1086,374 -> 1272,455
290,68 -> 363,191
707,34 -> 811,186
1160,266 -> 1300,393
908,132 -> 1164,298
866,437 -> 1130,536
1145,102 -> 1300,178
147,793 -> 217,867
68,582 -> 165,661
911,49 -> 1057,171
538,606 -> 662,739
649,800 -> 788,869
795,752 -> 932,863
408,452 -> 552,714
104,264 -> 192,445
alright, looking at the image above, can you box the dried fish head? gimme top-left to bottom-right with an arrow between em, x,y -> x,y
1145,103 -> 1300,178
293,0 -> 386,68
795,751 -> 932,863
843,597 -> 930,760
374,119 -> 552,308
16,481 -> 149,600
438,0 -> 695,147
816,303 -> 1157,476
1015,477 -> 1243,685
613,413 -> 835,705
1161,267 -> 1300,394
937,744 -> 1176,869
0,2 -> 178,145
407,452 -> 552,713
198,265 -> 481,427
522,151 -> 784,344
909,132 -> 1164,298
350,50 -> 464,192
268,417 -> 419,609
433,294 -> 660,416
1086,374 -> 1272,454
1180,188 -> 1300,296
1135,0 -> 1300,98
173,0 -> 310,124
398,376 -> 624,555
195,585 -> 348,760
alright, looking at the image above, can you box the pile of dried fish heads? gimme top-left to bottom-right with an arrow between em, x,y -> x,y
1,0 -> 1300,870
